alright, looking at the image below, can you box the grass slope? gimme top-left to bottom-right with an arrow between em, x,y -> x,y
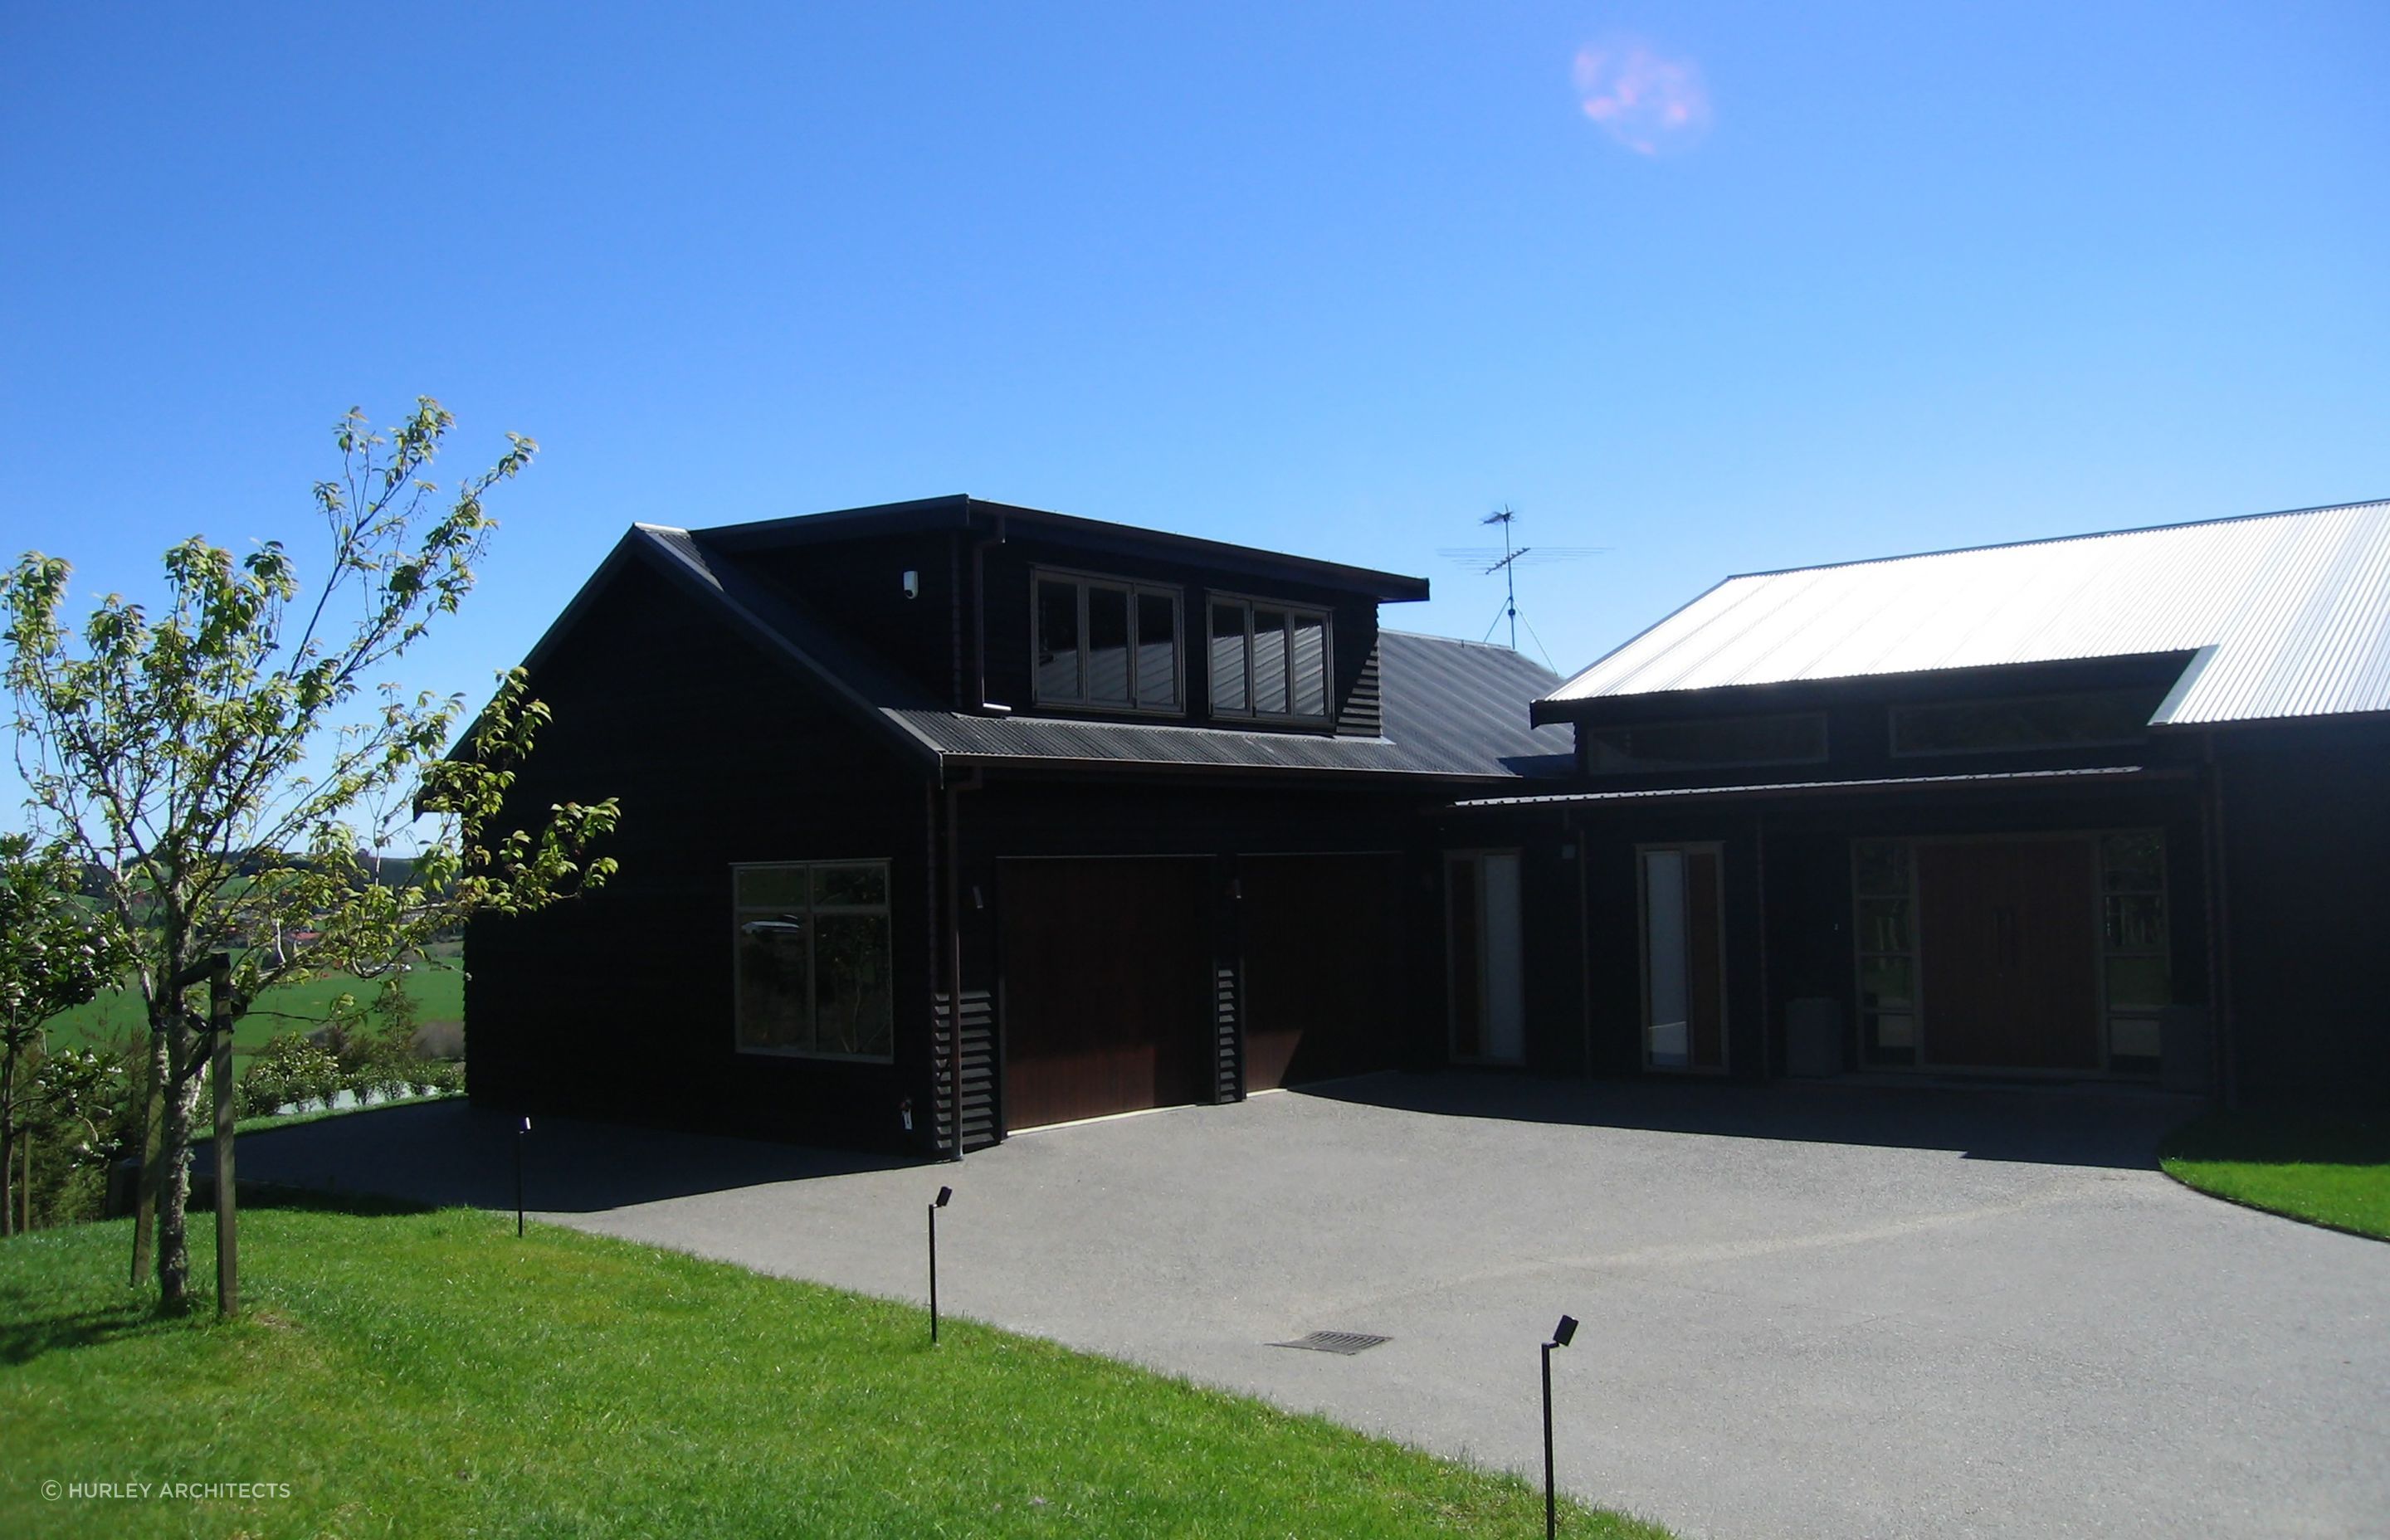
2160,1109 -> 2390,1240
1,1196 -> 1669,1539
42,965 -> 464,1059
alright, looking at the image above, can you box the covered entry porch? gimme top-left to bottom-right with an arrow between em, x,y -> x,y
1441,765 -> 2219,1088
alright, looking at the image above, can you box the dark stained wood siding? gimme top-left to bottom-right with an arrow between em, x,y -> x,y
741,531 -> 963,706
2216,719 -> 2390,1107
465,559 -> 938,1153
1334,638 -> 1383,738
1240,854 -> 1408,1089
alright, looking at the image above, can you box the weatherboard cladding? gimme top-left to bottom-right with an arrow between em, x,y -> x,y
1544,500 -> 2390,728
634,522 -> 1571,781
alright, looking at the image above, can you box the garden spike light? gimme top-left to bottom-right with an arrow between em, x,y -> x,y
929,1186 -> 954,1343
1543,1314 -> 1578,1539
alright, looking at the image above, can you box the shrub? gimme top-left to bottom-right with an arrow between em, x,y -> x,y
16,1047 -> 131,1227
245,1034 -> 343,1116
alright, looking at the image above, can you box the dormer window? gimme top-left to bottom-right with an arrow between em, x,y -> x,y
1034,570 -> 1182,713
1209,597 -> 1330,722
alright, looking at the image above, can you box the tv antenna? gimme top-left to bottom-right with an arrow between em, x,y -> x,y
1436,508 -> 1608,665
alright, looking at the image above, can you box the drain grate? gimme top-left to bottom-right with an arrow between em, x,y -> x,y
1271,1330 -> 1391,1356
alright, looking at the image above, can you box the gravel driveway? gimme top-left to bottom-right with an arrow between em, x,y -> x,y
239,1075 -> 2390,1539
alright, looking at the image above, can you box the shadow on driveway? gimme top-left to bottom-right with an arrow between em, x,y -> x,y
1295,1070 -> 2195,1169
217,1099 -> 925,1213
222,1073 -> 2196,1220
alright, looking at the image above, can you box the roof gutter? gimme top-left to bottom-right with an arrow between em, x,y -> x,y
1453,764 -> 2189,811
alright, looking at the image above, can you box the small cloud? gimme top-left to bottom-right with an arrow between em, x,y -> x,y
1573,41 -> 1711,155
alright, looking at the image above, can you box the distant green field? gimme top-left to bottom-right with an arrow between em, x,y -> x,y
42,964 -> 463,1060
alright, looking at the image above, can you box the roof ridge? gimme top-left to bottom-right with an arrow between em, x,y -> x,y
1719,498 -> 2390,584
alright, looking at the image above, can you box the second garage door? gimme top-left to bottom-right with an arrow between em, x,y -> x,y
999,857 -> 1216,1130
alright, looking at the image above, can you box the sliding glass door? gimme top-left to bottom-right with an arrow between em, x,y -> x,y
1641,845 -> 1726,1071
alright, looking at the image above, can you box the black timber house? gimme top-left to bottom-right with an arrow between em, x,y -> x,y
468,496 -> 1571,1154
474,495 -> 2390,1157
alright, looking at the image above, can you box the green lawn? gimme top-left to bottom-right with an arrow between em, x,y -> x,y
41,963 -> 464,1059
2160,1109 -> 2390,1240
0,1193 -> 1670,1539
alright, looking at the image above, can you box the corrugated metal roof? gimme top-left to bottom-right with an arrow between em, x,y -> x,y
634,524 -> 1570,782
884,633 -> 1569,779
1381,630 -> 1575,775
1544,500 -> 2390,727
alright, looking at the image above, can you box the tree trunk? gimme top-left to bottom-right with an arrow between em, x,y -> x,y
129,1021 -> 168,1288
154,1011 -> 202,1313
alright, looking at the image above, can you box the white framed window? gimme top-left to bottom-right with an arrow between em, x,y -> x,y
1208,597 -> 1331,722
1033,570 -> 1183,713
733,860 -> 895,1060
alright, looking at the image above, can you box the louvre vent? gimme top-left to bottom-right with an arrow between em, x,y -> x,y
931,989 -> 999,1152
1214,965 -> 1241,1103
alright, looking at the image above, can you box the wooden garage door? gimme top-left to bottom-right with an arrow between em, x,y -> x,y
1241,854 -> 1408,1091
999,858 -> 1214,1130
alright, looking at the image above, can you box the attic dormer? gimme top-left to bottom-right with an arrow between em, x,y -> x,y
701,495 -> 1427,738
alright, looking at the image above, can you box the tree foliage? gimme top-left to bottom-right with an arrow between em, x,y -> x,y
1,399 -> 619,1309
0,834 -> 129,1235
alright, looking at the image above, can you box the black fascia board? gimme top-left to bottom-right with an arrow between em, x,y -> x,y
934,753 -> 1542,788
1531,651 -> 2205,729
692,495 -> 1432,603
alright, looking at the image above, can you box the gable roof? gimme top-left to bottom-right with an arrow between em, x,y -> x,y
527,522 -> 1568,784
696,494 -> 1432,602
1541,499 -> 2390,729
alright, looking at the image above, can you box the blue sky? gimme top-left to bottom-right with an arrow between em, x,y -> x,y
2,2 -> 2386,825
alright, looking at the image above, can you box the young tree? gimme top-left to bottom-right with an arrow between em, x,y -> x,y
2,400 -> 619,1311
0,834 -> 126,1235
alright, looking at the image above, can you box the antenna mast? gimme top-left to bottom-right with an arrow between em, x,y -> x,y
1483,507 -> 1524,651
1436,510 -> 1609,666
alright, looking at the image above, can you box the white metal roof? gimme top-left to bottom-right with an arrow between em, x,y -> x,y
1544,500 -> 2390,728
